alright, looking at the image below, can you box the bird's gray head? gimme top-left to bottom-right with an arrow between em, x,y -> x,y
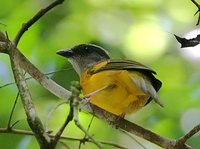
56,44 -> 110,76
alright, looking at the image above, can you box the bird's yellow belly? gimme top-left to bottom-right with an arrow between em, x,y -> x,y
80,70 -> 150,115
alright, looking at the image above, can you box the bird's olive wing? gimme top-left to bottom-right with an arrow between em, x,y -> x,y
94,59 -> 156,74
92,59 -> 162,92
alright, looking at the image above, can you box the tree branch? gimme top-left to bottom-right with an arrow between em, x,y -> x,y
90,104 -> 193,149
0,32 -> 9,54
0,38 -> 195,148
0,0 -> 68,147
0,38 -> 71,101
0,128 -> 127,149
14,46 -> 71,100
51,99 -> 73,147
8,42 -> 51,148
178,123 -> 200,144
0,68 -> 71,89
7,92 -> 20,129
191,0 -> 200,25
45,101 -> 68,132
71,82 -> 102,148
14,0 -> 65,46
120,129 -> 147,149
0,0 -> 198,148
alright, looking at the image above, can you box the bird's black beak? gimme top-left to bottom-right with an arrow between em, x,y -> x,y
56,49 -> 74,58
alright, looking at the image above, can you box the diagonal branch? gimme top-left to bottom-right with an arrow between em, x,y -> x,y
191,0 -> 199,8
90,104 -> 193,149
120,129 -> 147,149
14,46 -> 71,100
0,39 -> 71,100
7,92 -> 20,129
0,39 -> 71,101
8,42 -> 51,148
14,0 -> 64,46
178,123 -> 200,144
191,0 -> 200,25
0,68 -> 72,89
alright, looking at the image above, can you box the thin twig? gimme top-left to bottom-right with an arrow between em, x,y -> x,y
0,128 -> 127,149
197,13 -> 200,25
51,100 -> 73,147
9,47 -> 71,100
191,0 -> 200,25
70,82 -> 102,148
120,129 -> 147,149
7,92 -> 20,129
10,120 -> 20,128
7,72 -> 26,129
79,115 -> 95,148
0,81 -> 16,88
98,141 -> 128,149
0,22 -> 7,26
59,141 -> 70,149
14,0 -> 65,46
178,123 -> 200,144
45,100 -> 68,132
191,0 -> 199,8
50,82 -> 82,147
0,68 -> 72,89
74,117 -> 102,148
74,107 -> 102,148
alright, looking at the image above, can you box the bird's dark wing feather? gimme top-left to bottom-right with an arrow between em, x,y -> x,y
94,59 -> 156,74
92,59 -> 162,92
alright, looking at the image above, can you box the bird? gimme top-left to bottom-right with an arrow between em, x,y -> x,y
56,44 -> 163,116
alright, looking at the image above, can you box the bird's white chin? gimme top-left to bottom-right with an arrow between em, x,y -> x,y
68,58 -> 83,77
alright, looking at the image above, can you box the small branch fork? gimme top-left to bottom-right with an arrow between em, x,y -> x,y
191,0 -> 200,25
177,124 -> 200,145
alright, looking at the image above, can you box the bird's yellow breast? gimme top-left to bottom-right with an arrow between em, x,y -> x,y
80,62 -> 150,116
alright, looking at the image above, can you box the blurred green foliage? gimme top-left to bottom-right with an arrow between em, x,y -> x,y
0,0 -> 200,148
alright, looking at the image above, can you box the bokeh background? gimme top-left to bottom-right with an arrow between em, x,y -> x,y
0,0 -> 200,148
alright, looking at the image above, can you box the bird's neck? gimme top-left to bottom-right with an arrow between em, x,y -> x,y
68,56 -> 109,77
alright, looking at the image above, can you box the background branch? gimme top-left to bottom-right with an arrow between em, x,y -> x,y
0,128 -> 127,149
14,0 -> 64,46
120,129 -> 147,149
191,0 -> 200,25
7,92 -> 20,129
0,68 -> 71,89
